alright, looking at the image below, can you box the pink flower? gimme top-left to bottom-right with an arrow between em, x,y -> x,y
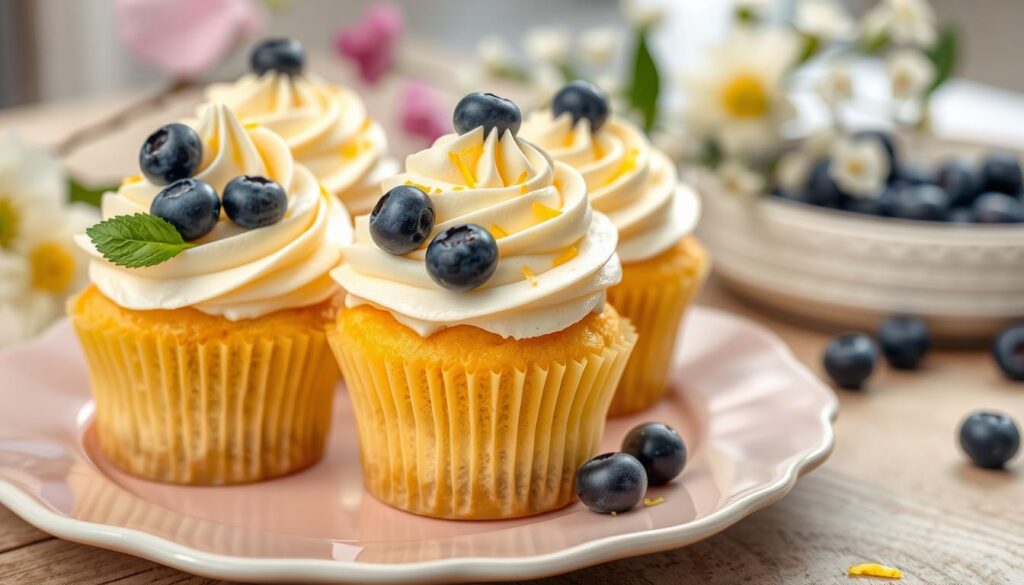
115,0 -> 266,79
400,81 -> 450,144
333,4 -> 403,84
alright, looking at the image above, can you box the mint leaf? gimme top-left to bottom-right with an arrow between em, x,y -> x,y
86,213 -> 193,268
628,29 -> 661,133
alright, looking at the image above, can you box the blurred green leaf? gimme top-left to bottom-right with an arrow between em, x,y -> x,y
627,30 -> 661,133
860,30 -> 889,54
796,34 -> 820,65
696,140 -> 722,169
494,64 -> 531,83
68,177 -> 116,208
927,26 -> 958,95
735,6 -> 758,25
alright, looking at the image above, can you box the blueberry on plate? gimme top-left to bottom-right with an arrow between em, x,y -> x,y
885,184 -> 950,222
993,324 -> 1024,381
138,123 -> 203,186
425,224 -> 498,291
893,162 -> 935,187
946,206 -> 976,223
452,92 -> 521,137
250,38 -> 305,76
575,453 -> 648,514
150,178 -> 220,241
222,175 -> 288,229
822,333 -> 877,390
552,81 -> 610,132
853,130 -> 898,182
771,188 -> 812,205
877,315 -> 929,370
959,411 -> 1021,469
980,151 -> 1023,195
842,194 -> 888,216
804,160 -> 844,208
937,158 -> 982,207
369,185 -> 436,255
621,423 -> 686,486
972,192 -> 1024,223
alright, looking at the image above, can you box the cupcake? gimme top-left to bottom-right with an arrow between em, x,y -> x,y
69,103 -> 352,485
328,92 -> 637,520
203,38 -> 396,216
521,81 -> 708,416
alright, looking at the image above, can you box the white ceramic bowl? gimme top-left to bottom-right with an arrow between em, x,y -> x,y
698,161 -> 1024,342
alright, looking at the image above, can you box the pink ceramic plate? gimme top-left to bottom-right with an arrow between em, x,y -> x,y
0,307 -> 836,583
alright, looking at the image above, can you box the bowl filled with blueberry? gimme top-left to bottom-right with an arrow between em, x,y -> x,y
698,130 -> 1024,342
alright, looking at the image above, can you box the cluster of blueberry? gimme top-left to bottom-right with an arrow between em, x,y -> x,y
822,318 -> 1022,470
139,124 -> 288,242
574,423 -> 687,514
777,132 -> 1024,224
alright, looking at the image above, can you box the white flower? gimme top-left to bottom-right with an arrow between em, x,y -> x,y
817,62 -> 854,105
0,134 -> 66,255
862,0 -> 938,48
594,73 -> 622,97
887,49 -> 936,100
716,159 -> 766,199
775,150 -> 814,194
683,29 -> 800,158
477,35 -> 513,74
620,0 -> 667,29
795,0 -> 856,40
651,121 -> 691,162
803,127 -> 838,158
523,27 -> 570,65
579,27 -> 620,66
829,135 -> 890,198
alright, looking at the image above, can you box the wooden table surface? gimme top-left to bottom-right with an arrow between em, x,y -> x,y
1,64 -> 1022,585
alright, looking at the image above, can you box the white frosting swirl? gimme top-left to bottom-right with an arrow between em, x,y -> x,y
331,126 -> 622,339
204,72 -> 390,216
520,113 -> 699,263
76,103 -> 352,320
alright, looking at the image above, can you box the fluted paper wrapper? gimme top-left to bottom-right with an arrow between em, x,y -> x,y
70,306 -> 338,485
606,237 -> 709,416
328,318 -> 637,520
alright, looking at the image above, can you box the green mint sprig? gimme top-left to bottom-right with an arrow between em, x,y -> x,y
86,213 -> 193,268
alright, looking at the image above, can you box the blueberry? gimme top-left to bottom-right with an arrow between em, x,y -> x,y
993,324 -> 1024,381
972,192 -> 1024,223
250,38 -> 305,76
877,315 -> 929,370
150,178 -> 220,241
804,160 -> 844,208
822,333 -> 877,390
959,411 -> 1021,469
842,195 -> 887,216
937,159 -> 982,207
853,130 -> 898,182
621,423 -> 686,486
893,162 -> 935,186
885,184 -> 950,222
369,185 -> 435,255
552,81 -> 610,132
452,92 -> 521,137
138,123 -> 203,186
575,453 -> 648,514
771,188 -> 812,205
980,151 -> 1022,195
425,224 -> 498,291
946,207 -> 976,223
222,175 -> 288,229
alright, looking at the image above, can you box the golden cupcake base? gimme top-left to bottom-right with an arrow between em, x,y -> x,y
606,236 -> 709,416
328,303 -> 637,520
68,286 -> 340,485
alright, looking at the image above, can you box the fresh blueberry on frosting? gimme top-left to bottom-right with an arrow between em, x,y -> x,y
453,92 -> 521,137
222,175 -> 288,229
425,224 -> 499,291
250,38 -> 305,76
552,81 -> 610,132
138,123 -> 203,185
369,185 -> 436,255
150,178 -> 221,241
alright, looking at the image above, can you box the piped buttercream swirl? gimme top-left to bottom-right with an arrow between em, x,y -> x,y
331,126 -> 622,339
520,113 -> 699,263
76,103 -> 352,320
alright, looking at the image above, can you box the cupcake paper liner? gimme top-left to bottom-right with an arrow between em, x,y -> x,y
328,315 -> 637,520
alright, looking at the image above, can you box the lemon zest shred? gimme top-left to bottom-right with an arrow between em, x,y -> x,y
521,265 -> 538,286
610,511 -> 618,517
121,175 -> 143,186
243,121 -> 260,130
515,171 -> 529,185
404,179 -> 433,193
642,496 -> 665,507
607,147 -> 640,184
520,184 -> 529,194
448,151 -> 477,187
552,246 -> 578,267
452,186 -> 465,191
532,202 -> 562,221
341,142 -> 360,159
489,224 -> 509,239
847,563 -> 903,579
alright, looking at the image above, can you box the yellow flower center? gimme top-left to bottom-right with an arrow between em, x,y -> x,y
846,158 -> 865,177
29,242 -> 76,294
721,74 -> 770,119
0,197 -> 21,250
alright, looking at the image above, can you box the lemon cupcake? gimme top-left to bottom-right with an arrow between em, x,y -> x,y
203,38 -> 396,216
328,93 -> 637,520
69,103 -> 352,485
521,81 -> 708,416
